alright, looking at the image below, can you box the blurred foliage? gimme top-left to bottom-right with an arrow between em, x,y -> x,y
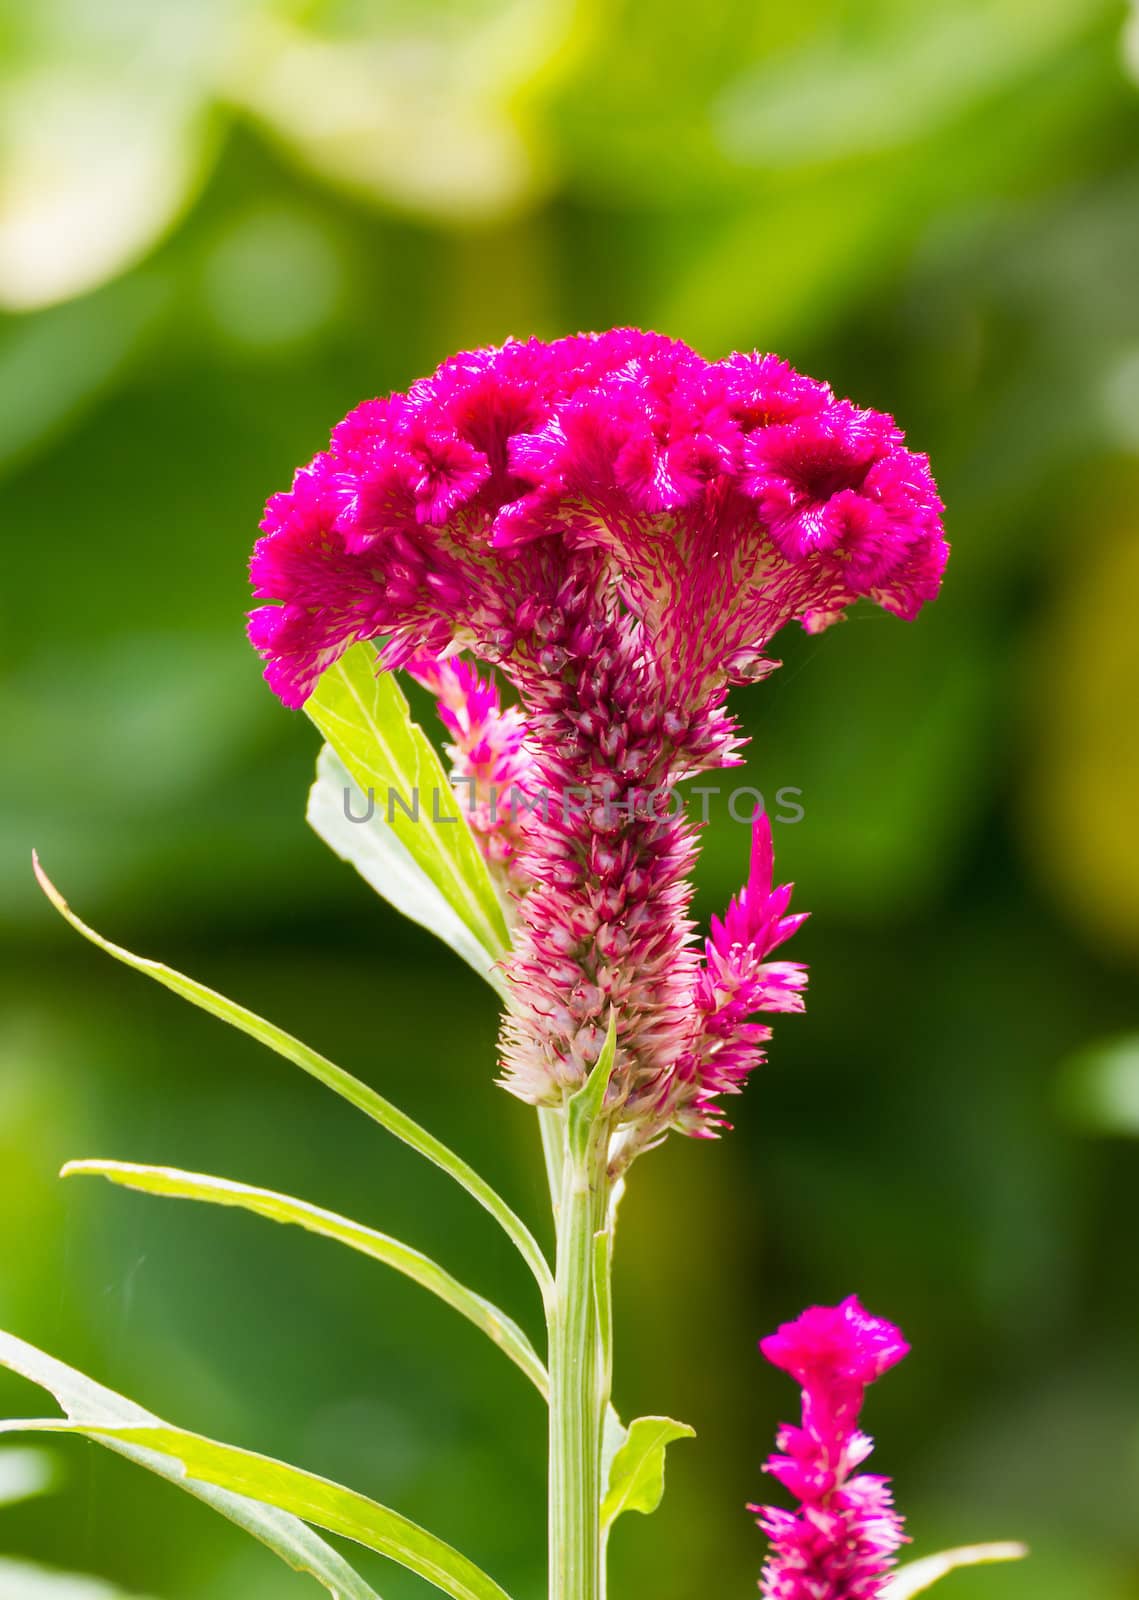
2,0 -> 1139,1597
0,1449 -> 55,1509
1059,1035 -> 1139,1137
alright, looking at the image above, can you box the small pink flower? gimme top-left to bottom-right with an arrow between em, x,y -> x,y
753,1298 -> 909,1600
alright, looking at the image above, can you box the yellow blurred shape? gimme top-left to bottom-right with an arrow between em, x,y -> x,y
1024,516 -> 1139,959
230,2 -> 589,223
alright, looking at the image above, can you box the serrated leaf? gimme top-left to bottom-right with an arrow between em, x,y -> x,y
0,1413 -> 514,1600
884,1542 -> 1028,1598
33,857 -> 552,1298
306,647 -> 510,964
63,1159 -> 546,1397
600,1414 -> 695,1529
308,745 -> 507,997
0,1331 -> 381,1600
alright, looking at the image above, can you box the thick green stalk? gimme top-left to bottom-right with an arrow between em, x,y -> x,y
547,1114 -> 610,1600
594,1176 -> 621,1600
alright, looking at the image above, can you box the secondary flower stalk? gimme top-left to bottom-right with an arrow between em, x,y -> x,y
754,1298 -> 909,1599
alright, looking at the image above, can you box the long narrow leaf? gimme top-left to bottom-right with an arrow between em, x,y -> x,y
884,1542 -> 1028,1598
32,857 -> 552,1300
0,1331 -> 381,1600
63,1160 -> 546,1397
308,747 -> 507,997
306,647 -> 510,962
0,1416 -> 513,1600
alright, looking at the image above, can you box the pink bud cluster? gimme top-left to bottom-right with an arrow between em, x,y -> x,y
754,1298 -> 909,1600
250,330 -> 946,1140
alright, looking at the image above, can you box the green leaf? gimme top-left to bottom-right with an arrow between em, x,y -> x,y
33,857 -> 553,1300
0,1556 -> 159,1598
63,1159 -> 547,1398
305,647 -> 510,963
600,1414 -> 695,1529
308,745 -> 508,997
884,1543 -> 1028,1598
0,1331 -> 381,1600
0,1414 -> 514,1600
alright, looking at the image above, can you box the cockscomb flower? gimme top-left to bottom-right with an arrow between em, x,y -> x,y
249,330 -> 946,1142
753,1297 -> 909,1600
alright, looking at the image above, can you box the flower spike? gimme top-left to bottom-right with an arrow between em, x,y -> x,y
753,1298 -> 909,1600
250,331 -> 946,1145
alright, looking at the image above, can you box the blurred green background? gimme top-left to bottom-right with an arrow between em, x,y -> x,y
3,0 -> 1139,1595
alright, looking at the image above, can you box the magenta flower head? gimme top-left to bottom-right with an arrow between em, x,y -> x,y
249,330 -> 946,1151
753,1297 -> 909,1600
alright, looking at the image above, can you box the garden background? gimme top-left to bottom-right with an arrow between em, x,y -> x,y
2,1 -> 1139,1596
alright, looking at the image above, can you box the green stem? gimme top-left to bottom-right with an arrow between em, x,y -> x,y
594,1177 -> 621,1600
547,1111 -> 610,1600
538,1106 -> 566,1220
